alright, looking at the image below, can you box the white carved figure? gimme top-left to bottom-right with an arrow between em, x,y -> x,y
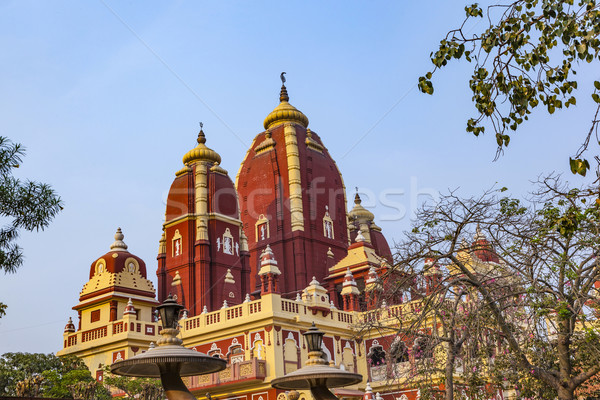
223,237 -> 233,255
325,220 -> 332,238
175,239 -> 180,256
216,238 -> 221,251
260,224 -> 266,240
235,242 -> 239,256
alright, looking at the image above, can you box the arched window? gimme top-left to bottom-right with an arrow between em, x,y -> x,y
413,337 -> 433,359
367,345 -> 386,366
390,338 -> 409,363
228,344 -> 244,364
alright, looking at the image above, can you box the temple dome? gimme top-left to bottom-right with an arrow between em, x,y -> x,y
79,228 -> 155,301
263,84 -> 309,130
182,127 -> 221,165
348,193 -> 375,222
86,228 -> 147,279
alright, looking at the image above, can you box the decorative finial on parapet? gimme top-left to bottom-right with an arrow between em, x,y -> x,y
64,317 -> 75,333
110,228 -> 128,251
124,298 -> 136,315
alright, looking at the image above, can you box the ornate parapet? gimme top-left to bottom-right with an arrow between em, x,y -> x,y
61,319 -> 160,350
185,358 -> 267,390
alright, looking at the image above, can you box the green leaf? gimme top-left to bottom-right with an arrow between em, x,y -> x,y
594,81 -> 600,90
576,42 -> 587,54
569,157 -> 589,176
418,77 -> 434,95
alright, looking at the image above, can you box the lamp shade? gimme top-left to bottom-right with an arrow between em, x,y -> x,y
156,294 -> 184,330
303,322 -> 324,353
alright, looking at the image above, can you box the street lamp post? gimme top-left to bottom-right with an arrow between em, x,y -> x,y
271,323 -> 362,400
111,295 -> 227,400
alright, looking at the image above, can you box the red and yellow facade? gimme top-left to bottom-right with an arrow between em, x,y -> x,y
57,80 -> 442,400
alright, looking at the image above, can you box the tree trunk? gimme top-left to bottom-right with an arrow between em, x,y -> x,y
445,343 -> 455,400
557,385 -> 574,400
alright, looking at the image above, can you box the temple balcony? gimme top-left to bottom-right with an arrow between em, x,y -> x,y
184,358 -> 267,390
180,294 -> 355,339
62,319 -> 160,350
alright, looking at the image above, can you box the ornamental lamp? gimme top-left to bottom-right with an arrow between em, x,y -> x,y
156,294 -> 184,330
303,322 -> 324,353
272,322 -> 362,400
111,294 -> 226,400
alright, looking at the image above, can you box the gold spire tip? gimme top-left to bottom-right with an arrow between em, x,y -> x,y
279,72 -> 289,102
197,122 -> 206,144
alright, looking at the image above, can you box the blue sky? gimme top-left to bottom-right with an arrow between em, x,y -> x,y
0,1 -> 596,354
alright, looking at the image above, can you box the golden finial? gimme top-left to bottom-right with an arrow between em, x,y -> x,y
197,122 -> 206,144
182,122 -> 221,165
263,72 -> 308,129
279,72 -> 289,102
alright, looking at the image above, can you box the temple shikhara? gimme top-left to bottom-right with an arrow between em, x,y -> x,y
57,78 -> 504,400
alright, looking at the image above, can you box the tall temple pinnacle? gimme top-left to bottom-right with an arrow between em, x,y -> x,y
279,72 -> 289,102
182,124 -> 221,165
263,73 -> 308,129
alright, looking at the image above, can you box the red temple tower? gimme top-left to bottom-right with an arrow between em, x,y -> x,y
156,127 -> 250,316
236,80 -> 350,297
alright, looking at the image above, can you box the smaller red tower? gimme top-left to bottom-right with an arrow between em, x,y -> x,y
341,268 -> 360,311
348,194 -> 392,262
258,245 -> 282,295
472,224 -> 499,263
72,228 -> 158,333
364,266 -> 382,310
157,126 -> 251,316
363,383 -> 374,400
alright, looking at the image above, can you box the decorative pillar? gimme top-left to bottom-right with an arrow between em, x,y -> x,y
194,161 -> 208,241
110,300 -> 118,322
284,122 -> 304,231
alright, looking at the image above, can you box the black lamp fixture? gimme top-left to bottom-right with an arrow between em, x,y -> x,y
156,294 -> 184,330
303,322 -> 324,353
110,294 -> 226,400
272,322 -> 362,400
